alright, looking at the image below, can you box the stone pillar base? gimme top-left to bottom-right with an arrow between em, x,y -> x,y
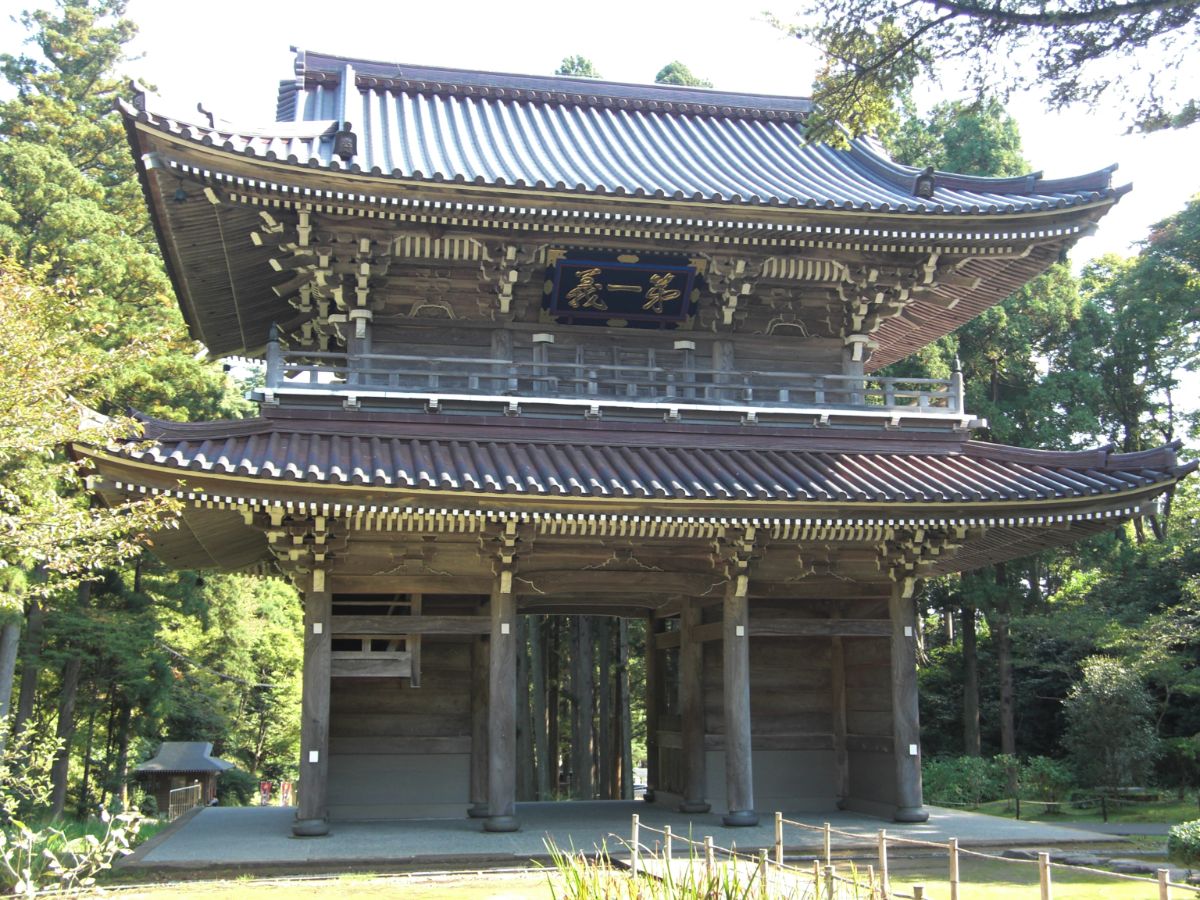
467,804 -> 490,819
894,806 -> 929,823
484,815 -> 520,832
722,809 -> 758,827
677,801 -> 711,814
642,789 -> 656,803
292,817 -> 330,837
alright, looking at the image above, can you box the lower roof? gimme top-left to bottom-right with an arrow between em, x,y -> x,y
94,410 -> 1188,507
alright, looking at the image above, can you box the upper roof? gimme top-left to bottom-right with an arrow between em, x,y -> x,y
121,49 -> 1125,215
134,741 -> 233,774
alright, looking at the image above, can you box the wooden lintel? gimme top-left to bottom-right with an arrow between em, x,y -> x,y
665,617 -> 892,643
329,575 -> 492,594
330,655 -> 412,678
330,614 -> 489,636
655,631 -> 682,650
515,603 -> 660,618
751,617 -> 892,638
515,571 -> 727,596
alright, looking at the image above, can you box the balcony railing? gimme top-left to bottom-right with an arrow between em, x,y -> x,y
263,347 -> 965,417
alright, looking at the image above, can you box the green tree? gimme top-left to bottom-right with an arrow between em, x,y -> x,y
654,61 -> 712,87
556,56 -> 602,78
0,0 -> 249,817
772,0 -> 1198,137
1064,656 -> 1162,791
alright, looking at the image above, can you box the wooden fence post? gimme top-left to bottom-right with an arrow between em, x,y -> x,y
867,863 -> 877,900
775,811 -> 784,866
758,849 -> 768,898
824,821 -> 832,865
824,864 -> 836,900
813,858 -> 821,893
1039,851 -> 1052,900
1159,867 -> 1170,900
913,886 -> 925,900
878,829 -> 890,900
664,824 -> 672,861
630,813 -> 640,877
704,835 -> 715,881
949,836 -> 960,900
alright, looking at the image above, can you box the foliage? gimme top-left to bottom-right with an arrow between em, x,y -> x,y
1063,657 -> 1162,791
0,262 -> 177,602
556,56 -> 602,78
922,755 -> 1011,806
0,718 -> 142,897
889,98 -> 1027,177
1158,737 -> 1200,797
1021,756 -> 1074,802
1168,820 -> 1200,871
653,61 -> 712,88
544,837 -> 876,899
772,0 -> 1199,138
217,767 -> 259,807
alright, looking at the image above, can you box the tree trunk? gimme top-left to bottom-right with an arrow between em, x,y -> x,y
515,615 -> 532,801
13,599 -> 45,735
962,602 -> 981,757
76,693 -> 99,818
50,581 -> 92,819
571,616 -> 594,800
597,618 -> 612,799
529,615 -> 549,800
0,619 -> 21,722
112,699 -> 132,810
617,618 -> 632,799
993,565 -> 1016,769
547,618 -> 560,796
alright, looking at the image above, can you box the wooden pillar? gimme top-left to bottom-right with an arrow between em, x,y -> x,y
678,601 -> 710,813
485,577 -> 519,832
722,582 -> 757,826
890,585 -> 928,822
643,615 -> 660,802
831,634 -> 850,806
294,573 -> 331,836
467,633 -> 490,818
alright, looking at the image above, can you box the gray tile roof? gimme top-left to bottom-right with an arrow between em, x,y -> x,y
134,742 -> 233,774
120,50 -> 1126,215
121,413 -> 1188,504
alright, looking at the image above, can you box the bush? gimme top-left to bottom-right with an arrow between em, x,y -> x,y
1022,756 -> 1074,802
923,756 -> 1009,807
216,768 -> 258,806
1168,820 -> 1200,871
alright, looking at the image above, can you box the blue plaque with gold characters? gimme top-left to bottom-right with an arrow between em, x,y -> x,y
544,251 -> 700,328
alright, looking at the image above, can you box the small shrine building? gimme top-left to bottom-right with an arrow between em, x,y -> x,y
79,51 -> 1193,836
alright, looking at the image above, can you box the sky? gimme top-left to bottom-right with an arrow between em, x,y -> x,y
2,0 -> 1198,262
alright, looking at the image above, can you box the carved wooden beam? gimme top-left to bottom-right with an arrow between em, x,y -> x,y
477,241 -> 544,317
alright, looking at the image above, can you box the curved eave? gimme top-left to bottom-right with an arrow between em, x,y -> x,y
74,442 -> 1184,521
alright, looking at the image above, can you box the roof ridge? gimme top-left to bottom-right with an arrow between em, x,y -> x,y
292,48 -> 815,118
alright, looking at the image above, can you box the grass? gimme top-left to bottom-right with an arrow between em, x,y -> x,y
889,855 -> 1177,899
968,795 -> 1200,825
90,871 -> 556,898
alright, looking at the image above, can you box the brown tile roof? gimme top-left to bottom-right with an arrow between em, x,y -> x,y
115,413 -> 1189,505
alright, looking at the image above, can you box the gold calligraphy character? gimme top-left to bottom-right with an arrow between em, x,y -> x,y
566,267 -> 607,310
643,272 -> 681,314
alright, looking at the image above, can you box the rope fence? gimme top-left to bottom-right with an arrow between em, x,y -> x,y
617,811 -> 1199,899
